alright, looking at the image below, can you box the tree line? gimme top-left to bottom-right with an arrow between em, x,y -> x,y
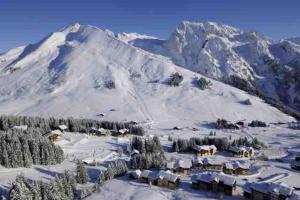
9,170 -> 77,200
0,115 -> 144,136
0,129 -> 64,168
172,136 -> 266,152
130,136 -> 166,169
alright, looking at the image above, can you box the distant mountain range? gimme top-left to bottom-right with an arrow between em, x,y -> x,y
0,21 -> 298,123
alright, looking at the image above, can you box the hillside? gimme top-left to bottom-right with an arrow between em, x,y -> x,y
120,21 -> 300,113
0,23 -> 295,124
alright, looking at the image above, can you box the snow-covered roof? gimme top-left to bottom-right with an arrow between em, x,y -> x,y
192,172 -> 236,186
193,145 -> 217,152
224,160 -> 250,170
13,125 -> 28,130
217,173 -> 237,186
157,170 -> 180,183
192,172 -> 218,184
192,157 -> 203,164
202,157 -> 223,166
141,170 -> 157,180
244,182 -> 294,197
229,146 -> 254,153
46,129 -> 63,136
118,128 -> 129,134
58,124 -> 68,130
130,169 -> 142,179
174,159 -> 192,169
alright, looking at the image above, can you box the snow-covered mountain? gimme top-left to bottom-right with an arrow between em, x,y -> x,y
121,21 -> 300,114
0,23 -> 296,124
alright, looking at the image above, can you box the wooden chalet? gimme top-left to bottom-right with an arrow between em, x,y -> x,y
111,128 -> 129,137
223,160 -> 250,175
167,159 -> 192,175
140,170 -> 157,184
45,130 -> 63,142
58,124 -> 68,132
192,172 -> 237,196
192,145 -> 217,156
129,169 -> 142,179
229,146 -> 254,158
243,182 -> 294,200
156,170 -> 180,189
89,127 -> 110,136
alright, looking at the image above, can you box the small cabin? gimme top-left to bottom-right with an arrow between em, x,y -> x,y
192,157 -> 204,169
202,157 -> 223,170
140,170 -> 157,184
168,159 -> 192,175
129,169 -> 142,179
89,127 -> 110,136
192,145 -> 217,156
229,146 -> 254,158
58,124 -> 68,132
243,182 -> 294,200
192,157 -> 223,170
111,128 -> 129,137
46,130 -> 63,142
223,160 -> 250,175
156,170 -> 180,189
192,172 -> 237,196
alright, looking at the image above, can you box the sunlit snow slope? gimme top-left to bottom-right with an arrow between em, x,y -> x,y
0,23 -> 294,123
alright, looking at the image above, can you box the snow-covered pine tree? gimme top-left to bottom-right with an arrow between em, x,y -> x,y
76,160 -> 89,184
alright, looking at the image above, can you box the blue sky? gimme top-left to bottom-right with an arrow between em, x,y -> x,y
1,0 -> 300,52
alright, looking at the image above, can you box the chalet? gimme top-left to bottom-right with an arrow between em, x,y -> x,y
223,160 -> 250,175
140,170 -> 157,184
111,128 -> 129,137
156,170 -> 180,189
58,124 -> 68,132
89,127 -> 110,136
167,159 -> 192,175
45,130 -> 63,142
192,145 -> 217,156
192,157 -> 223,170
129,169 -> 142,179
192,157 -> 204,169
202,157 -> 223,170
229,146 -> 254,158
191,172 -> 237,196
12,125 -> 28,131
243,182 -> 294,200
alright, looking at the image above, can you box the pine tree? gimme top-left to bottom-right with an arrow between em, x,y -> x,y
76,160 -> 89,184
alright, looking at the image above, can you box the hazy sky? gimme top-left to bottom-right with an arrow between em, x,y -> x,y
1,0 -> 300,52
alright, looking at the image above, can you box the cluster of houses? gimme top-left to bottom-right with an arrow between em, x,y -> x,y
129,169 -> 180,189
42,124 -> 130,142
243,182 -> 295,200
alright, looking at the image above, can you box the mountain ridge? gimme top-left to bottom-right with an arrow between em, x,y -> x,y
0,22 -> 297,123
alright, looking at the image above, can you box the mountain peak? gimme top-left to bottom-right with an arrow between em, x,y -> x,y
177,20 -> 242,37
60,22 -> 82,34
